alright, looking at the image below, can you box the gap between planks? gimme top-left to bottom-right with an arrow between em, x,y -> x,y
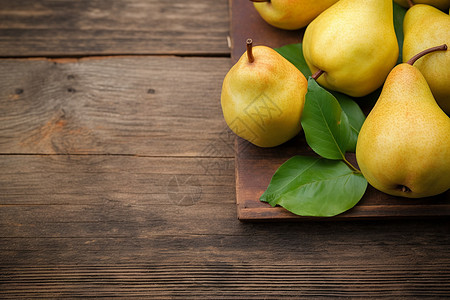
0,153 -> 234,159
0,53 -> 231,62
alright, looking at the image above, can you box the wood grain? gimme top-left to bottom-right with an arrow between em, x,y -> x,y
0,0 -> 230,57
1,155 -> 450,297
0,154 -> 235,235
1,264 -> 450,298
0,57 -> 233,157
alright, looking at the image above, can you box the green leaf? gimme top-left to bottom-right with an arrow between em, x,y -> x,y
275,44 -> 366,152
260,156 -> 367,217
393,1 -> 407,64
301,78 -> 352,160
275,43 -> 312,77
330,91 -> 365,152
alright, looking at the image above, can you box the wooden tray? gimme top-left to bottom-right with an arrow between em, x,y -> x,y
230,0 -> 450,221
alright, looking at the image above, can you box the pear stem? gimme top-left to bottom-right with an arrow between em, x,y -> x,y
311,69 -> 325,81
407,44 -> 447,66
246,38 -> 255,63
407,0 -> 414,8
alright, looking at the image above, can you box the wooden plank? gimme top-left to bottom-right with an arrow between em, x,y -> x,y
0,56 -> 234,157
1,264 -> 450,298
230,0 -> 450,221
1,155 -> 450,297
0,0 -> 230,57
0,155 -> 236,235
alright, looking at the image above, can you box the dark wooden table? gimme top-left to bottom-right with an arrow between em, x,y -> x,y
0,1 -> 449,298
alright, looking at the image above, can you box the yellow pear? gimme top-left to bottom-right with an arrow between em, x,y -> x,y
403,4 -> 450,114
221,39 -> 307,147
250,0 -> 339,30
302,0 -> 398,97
394,0 -> 450,11
356,45 -> 450,198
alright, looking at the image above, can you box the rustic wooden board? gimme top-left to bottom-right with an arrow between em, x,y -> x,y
0,0 -> 229,57
0,57 -> 232,157
231,0 -> 450,221
2,155 -> 450,298
2,264 -> 450,298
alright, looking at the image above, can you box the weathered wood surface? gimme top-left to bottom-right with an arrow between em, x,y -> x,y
0,0 -> 450,298
0,0 -> 229,57
1,157 -> 450,298
2,264 -> 450,298
0,57 -> 233,157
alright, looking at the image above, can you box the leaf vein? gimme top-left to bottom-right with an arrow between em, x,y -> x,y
316,100 -> 346,159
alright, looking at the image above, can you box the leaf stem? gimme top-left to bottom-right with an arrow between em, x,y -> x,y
246,38 -> 255,63
343,157 -> 361,174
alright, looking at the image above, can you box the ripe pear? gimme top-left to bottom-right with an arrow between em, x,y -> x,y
403,4 -> 450,114
302,0 -> 398,97
394,0 -> 450,11
356,45 -> 450,198
250,0 -> 338,30
221,39 -> 307,147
